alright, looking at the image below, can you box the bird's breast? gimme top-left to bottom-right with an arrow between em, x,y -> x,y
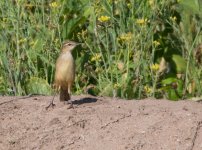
55,52 -> 75,84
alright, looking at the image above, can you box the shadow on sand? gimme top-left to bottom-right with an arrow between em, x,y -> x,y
72,97 -> 98,105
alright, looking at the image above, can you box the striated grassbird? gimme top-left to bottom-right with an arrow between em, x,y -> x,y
46,40 -> 80,109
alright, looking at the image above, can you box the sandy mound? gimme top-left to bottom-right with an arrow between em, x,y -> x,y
0,95 -> 202,150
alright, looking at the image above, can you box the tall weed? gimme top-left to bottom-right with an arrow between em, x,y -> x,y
0,0 -> 202,100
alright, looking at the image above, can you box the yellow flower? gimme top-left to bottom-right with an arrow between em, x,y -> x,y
149,0 -> 154,6
170,16 -> 177,22
29,40 -> 38,48
144,86 -> 152,94
107,0 -> 119,4
136,18 -> 148,25
118,32 -> 132,42
91,53 -> 102,62
49,2 -> 59,8
95,67 -> 102,73
98,16 -> 110,22
54,38 -> 59,43
2,18 -> 8,28
81,29 -> 87,38
77,29 -> 87,39
18,38 -> 27,44
127,2 -> 132,8
15,0 -> 24,4
151,63 -> 160,72
153,40 -> 160,47
2,18 -> 8,22
114,83 -> 121,89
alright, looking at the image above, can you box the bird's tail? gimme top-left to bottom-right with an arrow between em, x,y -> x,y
60,86 -> 70,101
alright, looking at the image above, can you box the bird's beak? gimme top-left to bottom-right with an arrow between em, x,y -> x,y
76,42 -> 82,46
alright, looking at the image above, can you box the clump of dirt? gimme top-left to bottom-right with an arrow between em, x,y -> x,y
0,95 -> 202,150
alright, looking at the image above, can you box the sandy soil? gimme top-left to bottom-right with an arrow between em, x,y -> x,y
0,95 -> 202,150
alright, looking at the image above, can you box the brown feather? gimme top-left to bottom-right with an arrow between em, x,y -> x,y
54,41 -> 79,102
60,86 -> 70,101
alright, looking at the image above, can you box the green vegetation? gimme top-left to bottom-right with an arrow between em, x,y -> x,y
0,0 -> 202,100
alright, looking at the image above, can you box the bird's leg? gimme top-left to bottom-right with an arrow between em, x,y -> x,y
65,83 -> 74,108
45,91 -> 56,110
68,83 -> 72,99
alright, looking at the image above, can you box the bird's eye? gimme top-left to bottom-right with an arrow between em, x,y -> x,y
64,43 -> 71,47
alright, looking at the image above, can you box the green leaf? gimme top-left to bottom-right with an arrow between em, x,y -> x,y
161,78 -> 183,100
25,77 -> 53,95
171,54 -> 186,73
178,0 -> 201,16
161,77 -> 177,85
167,89 -> 179,101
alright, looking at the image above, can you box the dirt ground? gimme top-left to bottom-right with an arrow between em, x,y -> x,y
0,95 -> 202,150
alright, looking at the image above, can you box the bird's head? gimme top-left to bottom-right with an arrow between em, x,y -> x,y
61,40 -> 80,52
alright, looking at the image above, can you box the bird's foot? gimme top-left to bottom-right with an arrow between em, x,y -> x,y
45,102 -> 56,110
64,101 -> 74,109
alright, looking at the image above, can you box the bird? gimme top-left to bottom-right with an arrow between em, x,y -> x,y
55,40 -> 80,101
46,40 -> 80,109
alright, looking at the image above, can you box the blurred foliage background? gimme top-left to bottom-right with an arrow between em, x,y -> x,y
0,0 -> 202,100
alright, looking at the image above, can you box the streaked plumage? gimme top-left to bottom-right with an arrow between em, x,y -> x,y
54,41 -> 79,101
